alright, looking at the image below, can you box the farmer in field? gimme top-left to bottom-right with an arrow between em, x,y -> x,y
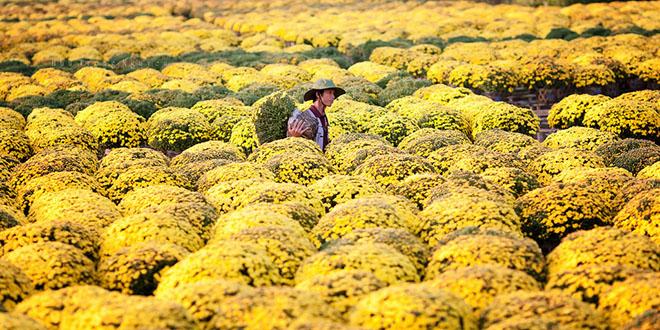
287,79 -> 345,151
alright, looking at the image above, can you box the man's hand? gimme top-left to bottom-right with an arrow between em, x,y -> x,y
288,119 -> 309,137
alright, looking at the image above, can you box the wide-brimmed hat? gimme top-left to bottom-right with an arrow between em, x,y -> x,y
303,78 -> 346,101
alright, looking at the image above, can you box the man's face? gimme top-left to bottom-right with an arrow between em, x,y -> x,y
319,89 -> 336,106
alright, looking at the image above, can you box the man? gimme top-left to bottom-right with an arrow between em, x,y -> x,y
287,79 -> 345,151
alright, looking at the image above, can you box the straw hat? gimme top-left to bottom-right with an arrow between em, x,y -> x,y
303,78 -> 346,101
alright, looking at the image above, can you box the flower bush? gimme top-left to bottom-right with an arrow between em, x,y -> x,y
426,265 -> 541,316
207,286 -> 342,330
99,212 -> 203,258
366,111 -> 419,146
610,147 -> 660,175
197,162 -> 275,192
419,188 -> 522,246
526,148 -> 605,185
546,227 -> 659,276
598,272 -> 660,328
390,173 -> 446,210
0,312 -> 44,329
398,128 -> 470,157
295,270 -> 387,319
349,283 -> 477,330
0,259 -> 33,311
307,174 -> 382,212
3,242 -> 95,290
252,90 -> 296,144
106,166 -> 186,203
153,279 -> 255,327
0,128 -> 32,162
239,202 -> 321,232
472,102 -> 540,138
145,107 -> 212,152
583,98 -> 660,142
97,242 -> 189,295
74,101 -> 147,149
385,96 -> 469,134
426,230 -> 546,281
612,189 -> 659,244
594,138 -> 659,165
229,117 -> 260,156
480,291 -> 608,330
548,94 -> 611,129
27,188 -> 120,229
226,225 -> 316,284
296,241 -> 419,285
543,126 -> 619,151
156,240 -> 286,292
638,161 -> 660,180
354,153 -> 438,188
170,140 -> 246,167
265,151 -> 335,185
481,167 -> 540,198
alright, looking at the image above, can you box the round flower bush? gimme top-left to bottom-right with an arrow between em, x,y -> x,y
0,128 -> 32,162
397,128 -> 470,157
0,259 -> 33,311
515,182 -> 613,247
391,173 -> 446,210
106,166 -> 187,203
349,283 -> 477,330
548,94 -> 611,129
598,272 -> 660,328
0,107 -> 25,130
426,265 -> 542,316
472,102 -> 540,139
144,107 -> 212,152
74,101 -> 147,149
0,204 -> 25,232
203,178 -> 273,214
170,140 -> 246,167
326,111 -> 361,140
546,227 -> 659,276
228,181 -> 326,216
447,63 -> 518,93
207,286 -> 342,330
480,291 -> 608,330
545,264 -> 647,305
0,156 -> 19,189
526,148 -> 605,185
481,167 -> 540,198
156,240 -> 286,293
226,225 -> 316,284
384,97 -> 468,135
14,285 -> 196,330
366,111 -> 419,146
27,188 -> 120,229
613,179 -> 660,212
543,126 -> 619,151
0,219 -> 99,261
307,174 -> 382,212
247,137 -> 322,164
0,312 -> 45,329
418,188 -> 522,246
413,83 -> 473,105
296,242 -> 420,285
171,158 -> 233,188
611,147 -> 660,175
517,56 -> 571,90
97,242 -> 190,295
99,212 -> 204,258
196,162 -> 275,192
583,98 -> 660,142
623,309 -> 659,330
426,230 -> 546,282
424,170 -> 515,206
328,140 -> 403,175
340,228 -> 430,275
638,161 -> 660,179
96,147 -> 168,188
594,138 -> 659,165
265,151 -> 335,185
474,129 -> 541,155
229,117 -> 260,156
118,184 -> 217,240
154,279 -> 255,327
426,144 -> 488,175
213,208 -> 305,241
310,197 -> 415,248
354,153 -> 438,188
612,189 -> 659,244
252,90 -> 296,144
24,107 -> 98,154
16,171 -> 103,214
239,202 -> 321,232
550,166 -> 635,213
3,242 -> 95,290
191,97 -> 251,123
446,148 -> 525,176
9,146 -> 98,191
295,270 -> 387,319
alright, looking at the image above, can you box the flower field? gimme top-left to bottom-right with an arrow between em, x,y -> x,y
0,0 -> 659,329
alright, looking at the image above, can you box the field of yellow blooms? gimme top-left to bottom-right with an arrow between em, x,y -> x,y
0,0 -> 658,329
